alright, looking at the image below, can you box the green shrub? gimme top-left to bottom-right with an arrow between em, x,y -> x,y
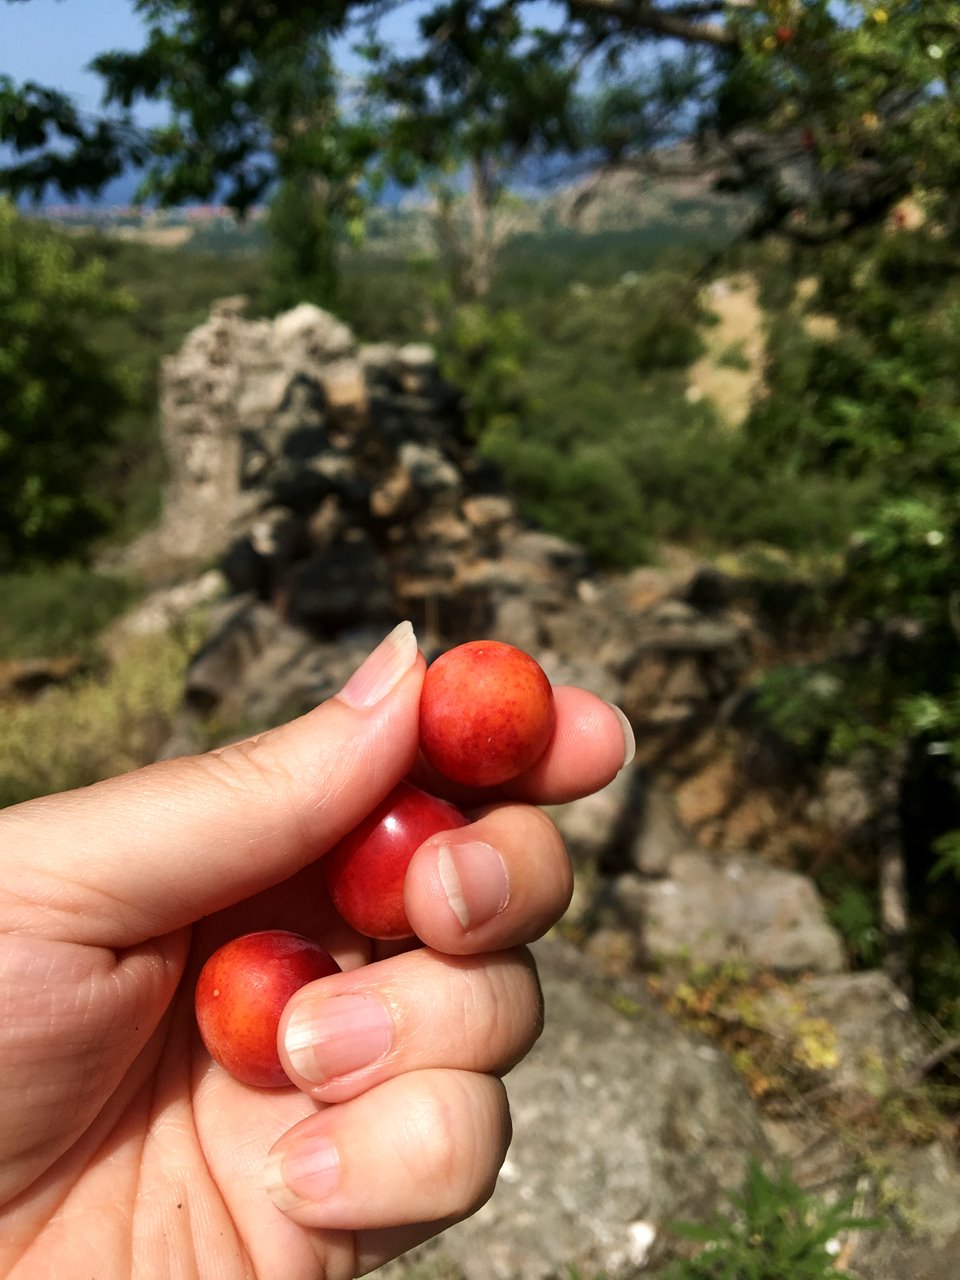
437,301 -> 531,440
265,176 -> 338,312
819,871 -> 884,969
624,273 -> 707,372
0,201 -> 133,567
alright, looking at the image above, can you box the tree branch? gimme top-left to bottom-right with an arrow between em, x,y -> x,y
564,0 -> 739,48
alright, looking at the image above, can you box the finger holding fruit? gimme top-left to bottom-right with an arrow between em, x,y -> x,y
194,629 -> 622,1095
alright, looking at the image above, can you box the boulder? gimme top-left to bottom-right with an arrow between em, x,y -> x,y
385,937 -> 769,1280
612,851 -> 847,974
769,969 -> 928,1097
549,764 -> 641,866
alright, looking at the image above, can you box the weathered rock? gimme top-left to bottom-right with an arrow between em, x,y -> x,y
369,464 -> 417,519
271,302 -> 355,364
806,764 -> 875,839
280,532 -> 394,630
101,570 -> 225,651
507,530 -> 590,582
612,851 -> 847,974
181,596 -> 283,715
852,1141 -> 960,1279
384,936 -> 769,1280
536,652 -> 623,706
398,441 -> 462,506
549,764 -> 641,866
674,754 -> 740,827
779,970 -> 927,1097
630,782 -> 690,876
222,508 -> 305,596
623,565 -> 681,613
488,595 -> 544,652
633,599 -> 749,654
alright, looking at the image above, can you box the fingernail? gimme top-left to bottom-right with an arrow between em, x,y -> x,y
437,842 -> 510,930
339,621 -> 418,708
607,702 -> 636,770
265,1137 -> 340,1212
284,994 -> 393,1085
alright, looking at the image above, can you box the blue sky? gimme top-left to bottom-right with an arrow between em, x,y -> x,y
1,0 -> 421,200
1,0 -> 419,113
2,0 -> 569,203
3,0 -> 158,114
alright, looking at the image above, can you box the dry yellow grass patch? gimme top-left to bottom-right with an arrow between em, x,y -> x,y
687,274 -> 766,429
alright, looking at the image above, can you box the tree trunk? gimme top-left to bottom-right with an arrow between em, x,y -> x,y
466,155 -> 497,300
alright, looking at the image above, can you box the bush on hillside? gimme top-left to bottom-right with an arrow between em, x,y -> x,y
0,201 -> 133,567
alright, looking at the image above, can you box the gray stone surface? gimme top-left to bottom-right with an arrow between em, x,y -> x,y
790,970 -> 927,1095
549,764 -> 640,866
630,782 -> 691,876
385,937 -> 769,1280
851,1141 -> 960,1279
613,851 -> 847,974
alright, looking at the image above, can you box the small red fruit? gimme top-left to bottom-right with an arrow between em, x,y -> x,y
776,25 -> 794,42
419,640 -> 556,787
195,930 -> 340,1087
324,781 -> 469,939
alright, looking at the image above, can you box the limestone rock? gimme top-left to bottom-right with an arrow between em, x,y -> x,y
549,764 -> 641,866
280,533 -> 393,630
613,851 -> 847,974
271,303 -> 355,363
781,969 -> 927,1096
806,764 -> 875,839
853,1142 -> 960,1279
630,782 -> 690,876
384,937 -> 769,1280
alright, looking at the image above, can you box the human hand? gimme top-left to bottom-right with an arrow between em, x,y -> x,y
0,622 -> 633,1280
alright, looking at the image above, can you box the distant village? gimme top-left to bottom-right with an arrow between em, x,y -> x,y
30,202 -> 267,248
37,203 -> 266,226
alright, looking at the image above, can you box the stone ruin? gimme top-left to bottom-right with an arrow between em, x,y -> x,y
119,299 -> 960,1279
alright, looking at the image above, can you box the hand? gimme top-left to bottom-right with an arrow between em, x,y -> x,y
0,622 -> 633,1280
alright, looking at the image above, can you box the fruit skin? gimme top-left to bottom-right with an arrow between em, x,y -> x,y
195,930 -> 340,1087
419,640 -> 556,787
324,781 -> 468,939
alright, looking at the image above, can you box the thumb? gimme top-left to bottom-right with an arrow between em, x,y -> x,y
0,622 -> 424,947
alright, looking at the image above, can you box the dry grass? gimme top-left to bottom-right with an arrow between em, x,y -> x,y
687,274 -> 766,429
0,619 -> 205,809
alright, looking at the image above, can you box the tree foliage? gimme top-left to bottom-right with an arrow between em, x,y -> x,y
0,200 -> 132,567
5,1 -> 960,246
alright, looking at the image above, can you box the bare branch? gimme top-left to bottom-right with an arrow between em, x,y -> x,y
565,0 -> 739,48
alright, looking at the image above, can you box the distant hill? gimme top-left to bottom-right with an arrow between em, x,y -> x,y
29,163 -> 750,261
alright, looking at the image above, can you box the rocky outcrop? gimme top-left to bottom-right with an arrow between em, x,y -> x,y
124,298 -> 547,647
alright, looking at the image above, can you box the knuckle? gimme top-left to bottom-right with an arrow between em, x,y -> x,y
439,950 -> 543,1071
399,1075 -> 508,1220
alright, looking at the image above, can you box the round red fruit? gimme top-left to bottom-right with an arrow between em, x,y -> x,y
324,781 -> 468,940
419,640 -> 556,787
195,930 -> 340,1087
